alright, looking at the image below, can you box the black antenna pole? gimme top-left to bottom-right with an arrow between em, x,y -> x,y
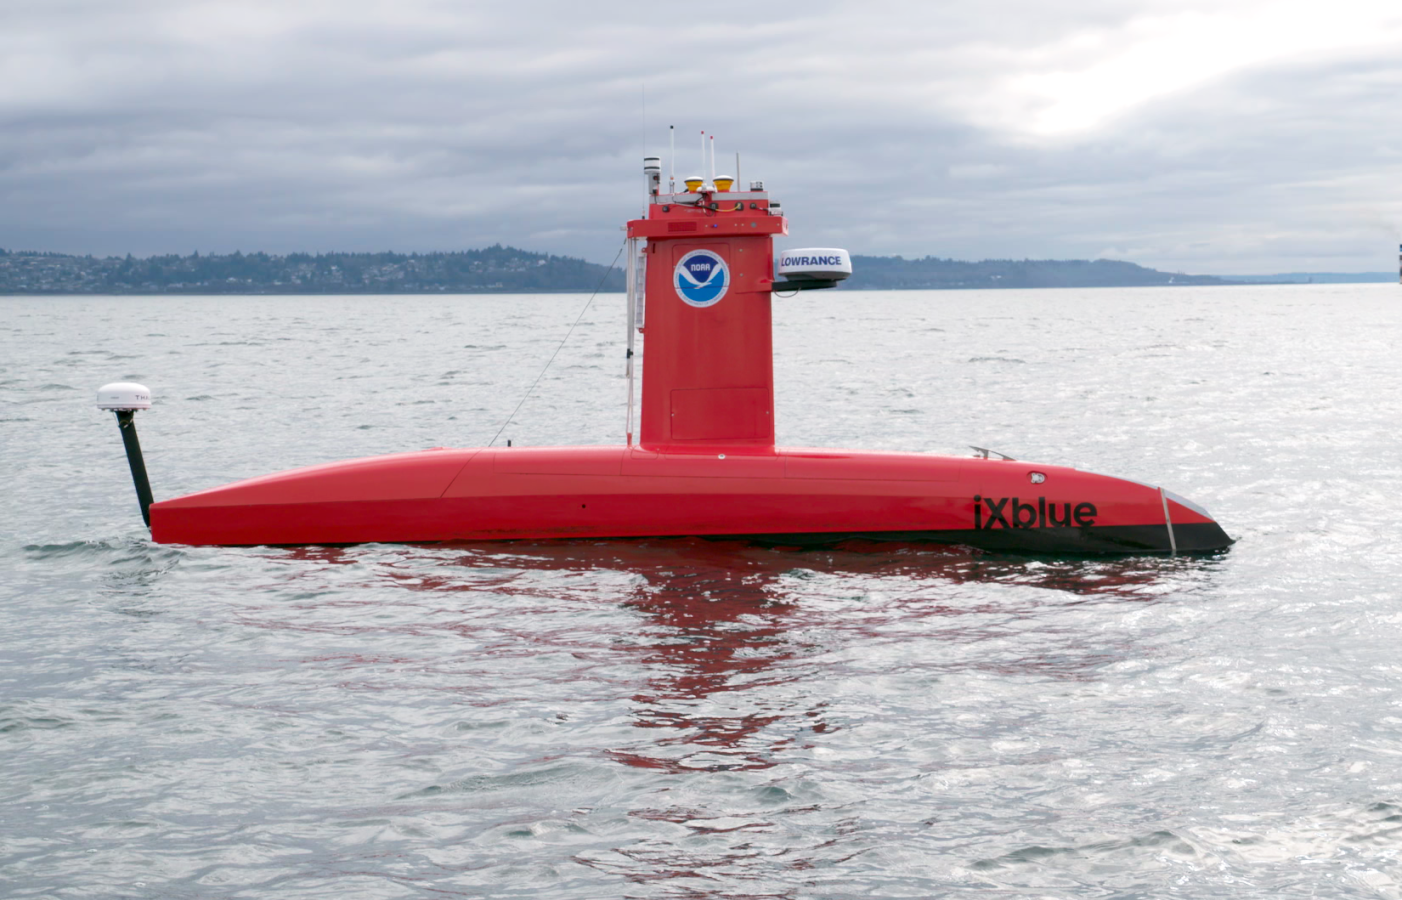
114,410 -> 155,528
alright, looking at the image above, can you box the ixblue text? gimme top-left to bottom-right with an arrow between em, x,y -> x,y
974,495 -> 1098,530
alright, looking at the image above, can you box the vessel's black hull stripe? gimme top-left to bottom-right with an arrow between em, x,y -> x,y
260,522 -> 1233,554
729,522 -> 1233,554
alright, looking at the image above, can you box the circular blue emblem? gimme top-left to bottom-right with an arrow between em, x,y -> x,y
674,249 -> 729,307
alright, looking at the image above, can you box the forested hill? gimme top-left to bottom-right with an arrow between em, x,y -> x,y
0,245 -> 1232,294
0,246 -> 626,295
844,255 -> 1228,289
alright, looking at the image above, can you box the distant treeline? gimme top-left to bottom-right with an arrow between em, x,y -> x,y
0,245 -> 625,295
844,255 -> 1227,289
1,245 -> 1276,295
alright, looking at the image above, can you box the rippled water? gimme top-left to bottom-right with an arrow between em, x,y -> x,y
4,285 -> 1402,898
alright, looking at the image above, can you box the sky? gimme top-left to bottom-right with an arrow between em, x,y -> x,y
3,0 -> 1402,274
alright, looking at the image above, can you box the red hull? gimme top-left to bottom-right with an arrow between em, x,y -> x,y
150,446 -> 1231,553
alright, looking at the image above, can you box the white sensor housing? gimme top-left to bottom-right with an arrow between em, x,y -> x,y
97,382 -> 152,411
777,248 -> 852,282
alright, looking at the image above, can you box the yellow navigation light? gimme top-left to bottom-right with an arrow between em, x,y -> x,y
713,175 -> 734,192
684,175 -> 704,192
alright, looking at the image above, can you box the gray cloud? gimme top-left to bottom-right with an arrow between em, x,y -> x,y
3,0 -> 1400,273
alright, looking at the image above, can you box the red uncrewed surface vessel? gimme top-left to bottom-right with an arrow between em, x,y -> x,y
100,150 -> 1232,554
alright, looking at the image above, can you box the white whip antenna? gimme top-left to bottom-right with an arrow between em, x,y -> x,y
669,125 -> 675,193
710,135 -> 716,182
625,237 -> 637,446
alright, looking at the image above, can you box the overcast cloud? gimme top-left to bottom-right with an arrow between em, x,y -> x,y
3,0 -> 1401,273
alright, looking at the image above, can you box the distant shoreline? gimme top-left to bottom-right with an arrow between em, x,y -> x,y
0,246 -> 1392,294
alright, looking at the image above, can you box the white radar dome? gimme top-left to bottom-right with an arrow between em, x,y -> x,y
777,248 -> 852,282
96,382 -> 152,411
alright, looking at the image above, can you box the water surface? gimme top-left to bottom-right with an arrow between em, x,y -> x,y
3,285 -> 1401,897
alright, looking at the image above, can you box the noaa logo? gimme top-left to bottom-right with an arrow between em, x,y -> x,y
674,250 -> 729,307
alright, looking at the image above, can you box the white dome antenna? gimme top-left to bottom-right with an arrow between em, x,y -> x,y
97,382 -> 155,528
96,382 -> 151,411
772,248 -> 853,293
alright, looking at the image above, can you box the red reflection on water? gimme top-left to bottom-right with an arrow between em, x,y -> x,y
250,538 -> 1205,894
612,555 -> 799,772
256,538 -> 1198,767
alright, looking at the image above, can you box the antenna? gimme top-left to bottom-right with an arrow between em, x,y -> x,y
668,125 -> 675,193
625,238 -> 637,446
700,131 -> 706,185
487,244 -> 625,449
96,382 -> 155,528
709,135 -> 716,183
736,152 -> 741,191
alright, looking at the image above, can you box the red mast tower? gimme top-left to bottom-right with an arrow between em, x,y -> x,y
628,170 -> 788,451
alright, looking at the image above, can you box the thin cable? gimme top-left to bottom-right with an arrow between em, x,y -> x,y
487,242 -> 626,448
